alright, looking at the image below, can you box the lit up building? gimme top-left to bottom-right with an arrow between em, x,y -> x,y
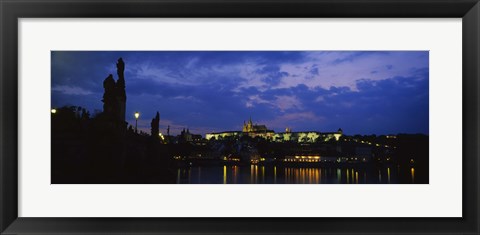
242,117 -> 275,139
283,155 -> 338,163
272,128 -> 343,143
205,131 -> 242,140
243,117 -> 268,132
205,118 -> 343,143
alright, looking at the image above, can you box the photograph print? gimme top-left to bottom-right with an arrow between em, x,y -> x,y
51,51 -> 428,184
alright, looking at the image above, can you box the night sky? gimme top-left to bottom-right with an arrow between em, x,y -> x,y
51,51 -> 429,136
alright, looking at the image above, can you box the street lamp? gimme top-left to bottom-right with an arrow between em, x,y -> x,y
134,112 -> 140,133
51,108 -> 57,114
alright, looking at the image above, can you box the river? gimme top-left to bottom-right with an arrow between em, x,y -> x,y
175,164 -> 427,184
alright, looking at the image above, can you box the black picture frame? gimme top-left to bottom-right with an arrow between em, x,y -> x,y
1,0 -> 479,234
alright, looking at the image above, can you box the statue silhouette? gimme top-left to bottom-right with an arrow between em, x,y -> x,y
102,58 -> 127,126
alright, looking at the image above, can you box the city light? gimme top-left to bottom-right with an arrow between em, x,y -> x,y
134,111 -> 140,133
51,108 -> 57,114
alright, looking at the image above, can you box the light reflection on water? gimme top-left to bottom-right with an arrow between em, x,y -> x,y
411,167 -> 415,183
176,164 -> 421,184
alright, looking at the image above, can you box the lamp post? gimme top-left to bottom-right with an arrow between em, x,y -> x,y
134,112 -> 140,133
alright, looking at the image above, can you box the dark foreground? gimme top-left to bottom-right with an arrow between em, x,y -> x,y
51,106 -> 428,184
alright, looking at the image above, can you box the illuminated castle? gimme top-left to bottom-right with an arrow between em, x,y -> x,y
242,117 -> 268,133
206,118 -> 343,143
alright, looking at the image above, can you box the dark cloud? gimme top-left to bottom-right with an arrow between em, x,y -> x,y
51,51 -> 429,136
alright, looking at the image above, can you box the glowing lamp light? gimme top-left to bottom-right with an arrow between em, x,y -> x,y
51,109 -> 57,114
134,112 -> 140,133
